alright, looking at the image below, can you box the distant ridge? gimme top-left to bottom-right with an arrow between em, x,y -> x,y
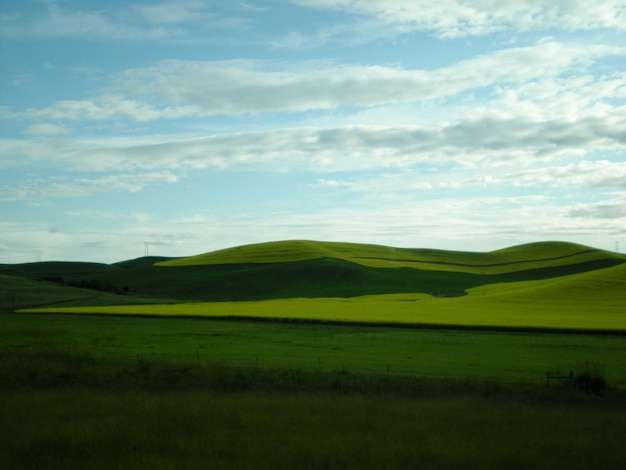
155,240 -> 624,274
3,240 -> 624,305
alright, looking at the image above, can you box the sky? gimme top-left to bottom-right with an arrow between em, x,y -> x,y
1,0 -> 625,264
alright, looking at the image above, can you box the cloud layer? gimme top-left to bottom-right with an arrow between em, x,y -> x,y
293,0 -> 626,38
1,1 -> 625,263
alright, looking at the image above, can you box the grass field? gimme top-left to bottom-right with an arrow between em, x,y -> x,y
2,239 -> 626,467
2,388 -> 625,469
5,240 -> 625,302
3,312 -> 626,386
19,262 -> 626,332
1,344 -> 626,469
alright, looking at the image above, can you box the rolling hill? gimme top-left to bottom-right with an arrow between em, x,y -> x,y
155,239 -> 621,274
2,240 -> 625,308
17,261 -> 626,332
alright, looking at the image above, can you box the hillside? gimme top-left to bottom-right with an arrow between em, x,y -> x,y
156,239 -> 623,274
0,273 -> 175,314
19,263 -> 626,332
2,240 -> 625,307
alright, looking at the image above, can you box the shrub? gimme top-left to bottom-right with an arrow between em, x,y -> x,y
571,362 -> 607,395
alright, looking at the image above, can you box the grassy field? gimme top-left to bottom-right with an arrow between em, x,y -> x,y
3,240 -> 626,467
1,346 -> 626,469
3,312 -> 626,386
0,273 -> 177,313
3,387 -> 626,469
4,240 -> 625,302
19,262 -> 626,332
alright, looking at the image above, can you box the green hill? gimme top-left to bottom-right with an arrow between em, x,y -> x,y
156,240 -> 621,274
467,258 -> 626,305
0,273 -> 174,313
20,262 -> 626,332
2,240 -> 624,308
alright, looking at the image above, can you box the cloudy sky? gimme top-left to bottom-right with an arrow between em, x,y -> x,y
1,0 -> 625,263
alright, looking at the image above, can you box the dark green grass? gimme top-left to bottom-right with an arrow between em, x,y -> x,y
0,274 -> 175,314
1,349 -> 626,470
3,240 -> 624,304
2,239 -> 624,468
3,313 -> 626,386
3,389 -> 625,470
3,312 -> 626,469
5,255 -> 624,303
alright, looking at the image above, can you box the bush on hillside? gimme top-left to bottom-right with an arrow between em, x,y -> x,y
571,362 -> 607,395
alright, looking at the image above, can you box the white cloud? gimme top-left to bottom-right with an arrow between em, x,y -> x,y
119,42 -> 623,117
567,194 -> 626,219
25,3 -> 171,40
2,2 -> 625,265
23,123 -> 71,135
507,161 -> 626,189
293,0 -> 626,38
0,2 -> 253,42
312,160 -> 626,200
1,171 -> 180,201
5,40 -> 621,124
12,95 -> 197,122
3,112 -> 625,175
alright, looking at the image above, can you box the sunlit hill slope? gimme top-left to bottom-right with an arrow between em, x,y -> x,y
2,240 -> 625,307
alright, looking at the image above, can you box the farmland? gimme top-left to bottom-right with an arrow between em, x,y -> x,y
2,240 -> 626,468
4,312 -> 626,385
17,261 -> 626,332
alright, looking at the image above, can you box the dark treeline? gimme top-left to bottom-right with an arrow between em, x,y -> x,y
42,276 -> 130,296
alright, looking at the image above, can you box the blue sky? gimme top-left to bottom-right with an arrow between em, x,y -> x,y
1,0 -> 625,263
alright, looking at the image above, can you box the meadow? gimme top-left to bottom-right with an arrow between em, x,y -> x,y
3,386 -> 626,469
4,304 -> 626,467
19,261 -> 626,332
2,240 -> 626,468
4,312 -> 626,385
5,240 -> 626,303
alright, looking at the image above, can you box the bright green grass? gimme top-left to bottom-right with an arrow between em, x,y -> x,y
3,313 -> 626,386
156,239 -> 625,274
21,263 -> 626,331
7,241 -> 624,304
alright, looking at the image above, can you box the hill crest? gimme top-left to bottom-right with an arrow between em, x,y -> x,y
3,239 -> 624,307
154,239 -> 623,274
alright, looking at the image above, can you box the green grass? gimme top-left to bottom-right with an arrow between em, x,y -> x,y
156,239 -> 625,274
4,313 -> 626,386
3,389 -> 625,469
0,273 -> 175,314
1,349 -> 626,469
20,262 -> 626,332
4,240 -> 624,303
4,240 -> 626,468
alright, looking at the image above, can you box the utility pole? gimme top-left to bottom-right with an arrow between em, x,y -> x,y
144,241 -> 149,257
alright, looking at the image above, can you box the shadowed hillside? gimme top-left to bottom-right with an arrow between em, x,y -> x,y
2,240 -> 624,307
156,240 -> 623,274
